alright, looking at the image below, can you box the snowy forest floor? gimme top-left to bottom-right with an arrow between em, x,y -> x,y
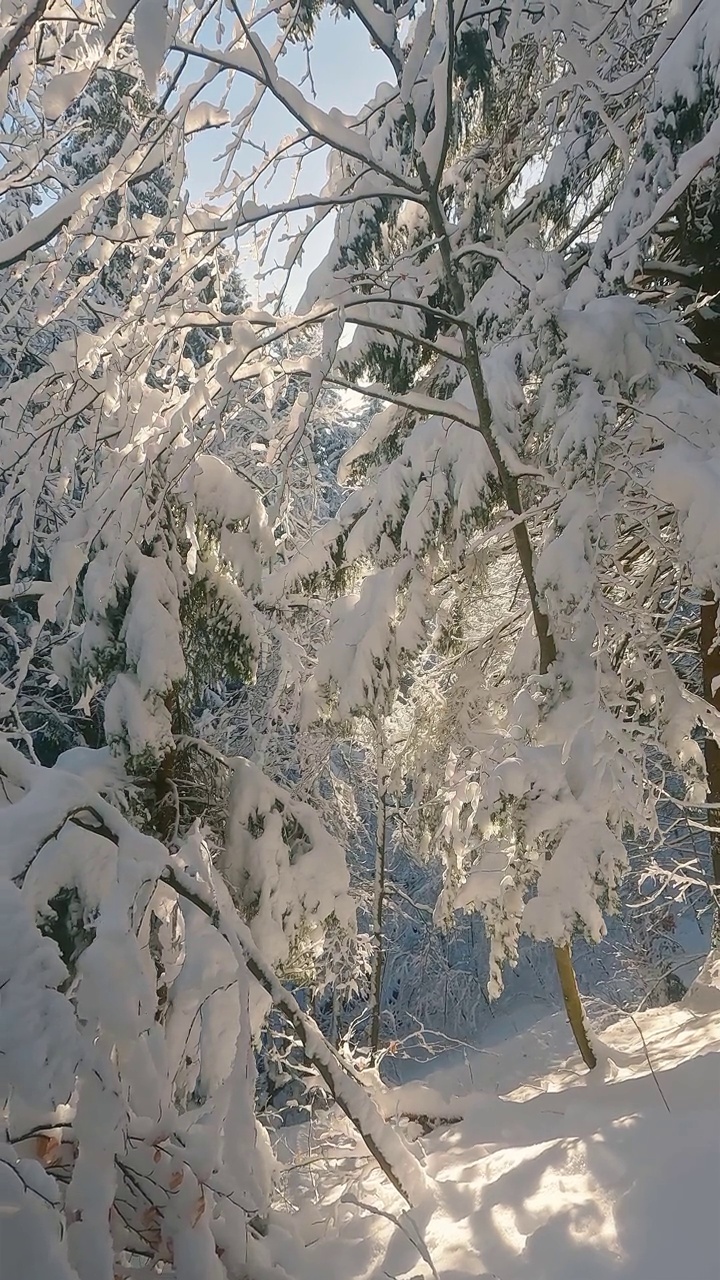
273,960 -> 720,1280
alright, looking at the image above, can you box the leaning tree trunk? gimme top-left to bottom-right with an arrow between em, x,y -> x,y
554,943 -> 596,1069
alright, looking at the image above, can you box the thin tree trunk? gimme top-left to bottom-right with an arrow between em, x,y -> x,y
460,320 -> 598,1069
369,783 -> 387,1064
151,695 -> 180,845
406,73 -> 597,1070
329,984 -> 340,1048
700,591 -> 720,919
554,943 -> 597,1069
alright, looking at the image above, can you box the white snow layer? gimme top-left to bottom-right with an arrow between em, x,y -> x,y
278,961 -> 720,1280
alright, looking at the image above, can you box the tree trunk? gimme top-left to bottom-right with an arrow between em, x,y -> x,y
329,984 -> 340,1048
419,146 -> 599,1072
700,588 -> 720,884
554,942 -> 597,1069
151,689 -> 181,844
700,591 -> 720,930
369,783 -> 387,1063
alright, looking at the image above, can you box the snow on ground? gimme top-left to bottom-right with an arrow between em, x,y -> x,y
274,961 -> 720,1280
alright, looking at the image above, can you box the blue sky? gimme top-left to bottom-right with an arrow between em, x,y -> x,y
185,13 -> 386,305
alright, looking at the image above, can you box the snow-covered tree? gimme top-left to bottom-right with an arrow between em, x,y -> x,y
3,18 -> 720,1280
0,13 -> 437,1272
174,0 -> 720,1066
0,728 -> 434,1276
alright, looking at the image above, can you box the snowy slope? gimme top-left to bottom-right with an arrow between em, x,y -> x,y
275,960 -> 720,1280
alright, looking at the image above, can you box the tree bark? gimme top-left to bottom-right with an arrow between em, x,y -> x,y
553,943 -> 597,1069
700,590 -> 720,901
369,778 -> 387,1064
